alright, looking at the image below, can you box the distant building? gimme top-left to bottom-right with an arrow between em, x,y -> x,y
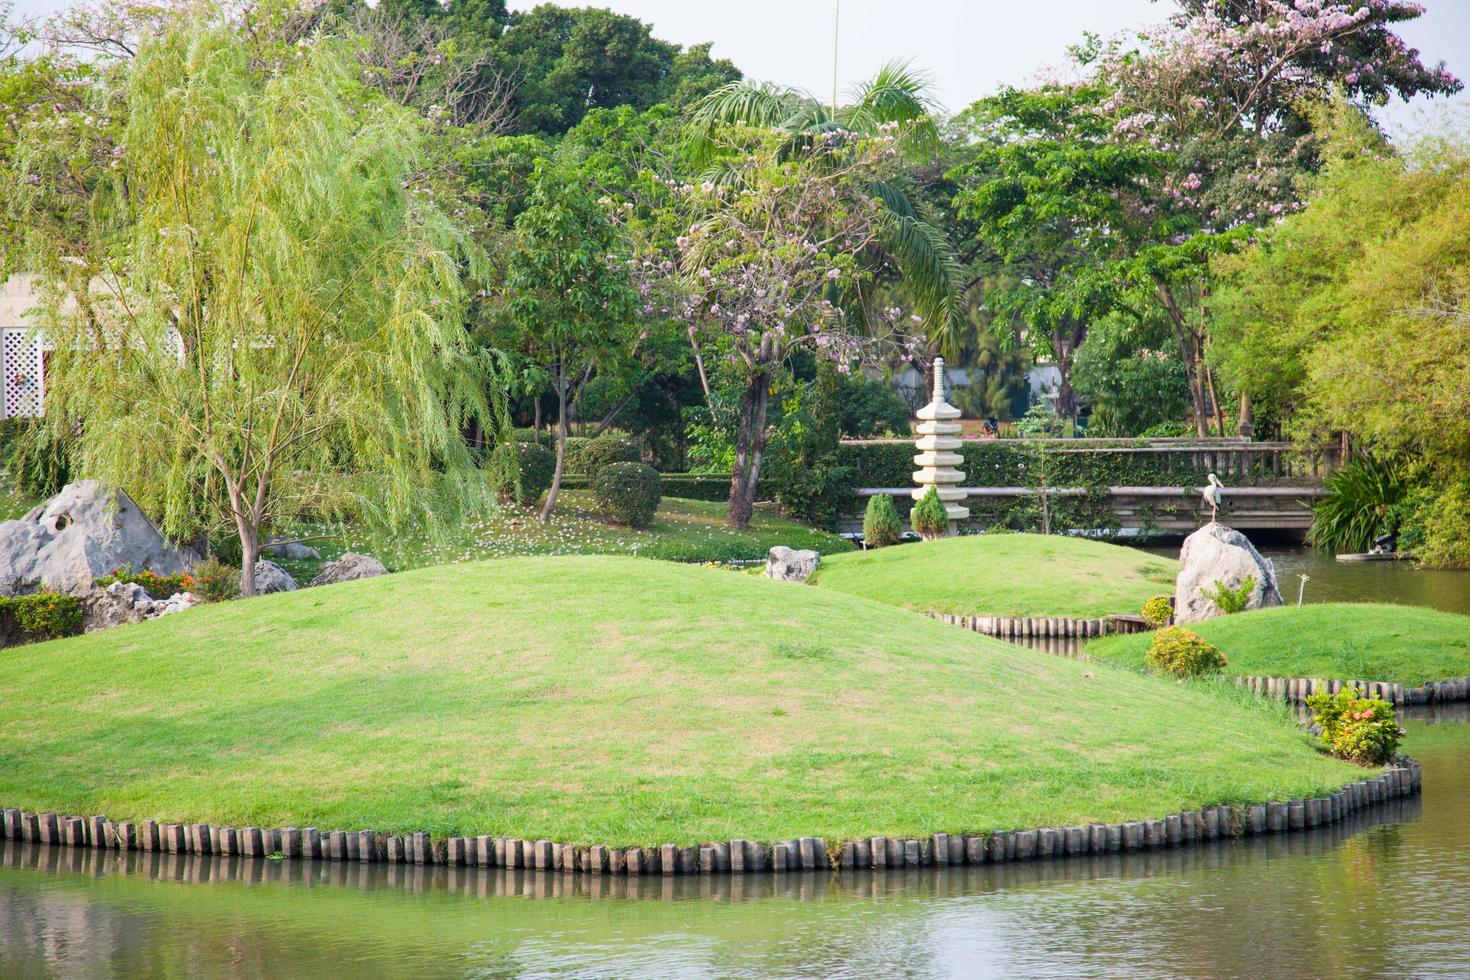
0,277 -> 46,419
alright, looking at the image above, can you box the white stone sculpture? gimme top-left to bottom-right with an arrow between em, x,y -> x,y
911,357 -> 969,530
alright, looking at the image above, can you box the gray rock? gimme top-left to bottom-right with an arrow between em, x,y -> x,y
0,481 -> 197,597
1174,522 -> 1283,624
79,581 -> 153,632
264,537 -> 321,561
252,560 -> 298,595
309,551 -> 388,587
764,546 -> 820,582
149,592 -> 197,618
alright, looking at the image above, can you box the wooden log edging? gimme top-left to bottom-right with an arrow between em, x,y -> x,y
925,611 -> 1148,639
0,758 -> 1421,876
1237,674 -> 1470,706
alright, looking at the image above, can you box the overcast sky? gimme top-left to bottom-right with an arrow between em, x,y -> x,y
11,0 -> 1469,135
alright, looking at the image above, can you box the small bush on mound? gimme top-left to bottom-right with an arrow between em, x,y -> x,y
1202,575 -> 1255,615
1141,595 -> 1174,629
1146,626 -> 1227,679
0,592 -> 83,645
1306,687 -> 1405,766
567,437 -> 639,474
185,558 -> 240,603
863,493 -> 903,547
594,462 -> 661,528
95,565 -> 189,600
910,487 -> 948,541
505,441 -> 556,507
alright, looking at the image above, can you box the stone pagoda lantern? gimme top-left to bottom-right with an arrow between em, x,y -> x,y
912,357 -> 969,532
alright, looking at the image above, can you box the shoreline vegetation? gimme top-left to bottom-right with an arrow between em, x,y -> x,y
810,534 -> 1176,619
1,555 -> 1362,847
1086,604 -> 1470,690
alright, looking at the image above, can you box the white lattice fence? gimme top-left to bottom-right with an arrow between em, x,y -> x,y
2,329 -> 44,418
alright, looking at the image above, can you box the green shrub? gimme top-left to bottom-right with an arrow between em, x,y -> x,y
506,441 -> 556,507
1308,456 -> 1406,555
837,377 -> 911,438
185,557 -> 241,603
567,437 -> 639,474
593,462 -> 661,528
1141,595 -> 1174,629
1305,687 -> 1404,766
910,486 -> 949,541
1201,575 -> 1255,615
862,493 -> 903,547
95,565 -> 189,599
0,592 -> 83,644
1145,626 -> 1227,679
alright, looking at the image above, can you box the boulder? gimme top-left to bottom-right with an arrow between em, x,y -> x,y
309,552 -> 388,587
1174,523 -> 1283,624
264,537 -> 321,561
149,592 -> 197,618
0,481 -> 197,597
765,546 -> 820,583
253,560 -> 299,595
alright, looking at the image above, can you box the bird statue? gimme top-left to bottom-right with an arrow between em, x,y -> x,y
1200,473 -> 1224,524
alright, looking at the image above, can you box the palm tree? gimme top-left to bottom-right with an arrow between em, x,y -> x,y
686,61 -> 963,354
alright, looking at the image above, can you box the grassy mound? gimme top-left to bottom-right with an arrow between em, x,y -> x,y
1087,603 -> 1470,688
0,556 -> 1357,846
278,492 -> 854,581
811,533 -> 1176,618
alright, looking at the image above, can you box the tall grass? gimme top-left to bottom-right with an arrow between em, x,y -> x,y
1308,456 -> 1404,554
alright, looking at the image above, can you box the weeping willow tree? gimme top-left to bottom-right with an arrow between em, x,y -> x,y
14,19 -> 509,595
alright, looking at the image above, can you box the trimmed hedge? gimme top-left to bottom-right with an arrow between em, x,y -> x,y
593,463 -> 662,528
506,442 -> 556,507
833,440 -> 1295,490
567,437 -> 640,474
0,592 -> 83,647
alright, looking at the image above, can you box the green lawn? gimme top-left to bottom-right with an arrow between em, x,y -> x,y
276,491 -> 853,580
1086,603 -> 1470,688
810,533 -> 1176,618
0,555 -> 1359,847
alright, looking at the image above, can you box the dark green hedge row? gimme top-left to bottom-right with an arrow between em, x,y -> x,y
560,472 -> 768,504
0,592 -> 83,648
834,440 -> 1295,490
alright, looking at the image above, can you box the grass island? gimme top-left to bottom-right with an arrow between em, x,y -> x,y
0,555 -> 1363,848
1086,603 -> 1470,689
810,533 -> 1176,619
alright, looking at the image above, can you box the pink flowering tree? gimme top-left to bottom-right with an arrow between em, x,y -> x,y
669,131 -> 917,529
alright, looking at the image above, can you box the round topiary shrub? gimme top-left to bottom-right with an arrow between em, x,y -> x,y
910,486 -> 949,541
863,493 -> 903,547
1141,595 -> 1174,629
506,441 -> 556,507
594,462 -> 661,528
568,437 -> 639,474
1145,626 -> 1227,679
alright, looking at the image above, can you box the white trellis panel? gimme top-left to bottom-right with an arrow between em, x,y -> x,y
2,329 -> 44,418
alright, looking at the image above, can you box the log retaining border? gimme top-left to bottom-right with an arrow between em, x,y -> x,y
0,759 -> 1420,876
925,611 -> 1148,639
1236,674 -> 1470,705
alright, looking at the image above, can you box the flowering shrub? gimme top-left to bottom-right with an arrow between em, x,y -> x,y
184,558 -> 240,603
1141,595 -> 1174,629
593,462 -> 661,529
1,593 -> 83,644
95,565 -> 189,599
1146,626 -> 1227,679
1306,687 -> 1404,767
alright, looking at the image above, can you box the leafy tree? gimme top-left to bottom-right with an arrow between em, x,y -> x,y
505,159 -> 638,521
10,21 -> 509,595
1072,311 -> 1192,436
688,61 -> 963,350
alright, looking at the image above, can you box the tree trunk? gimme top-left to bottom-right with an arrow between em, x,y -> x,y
1157,284 -> 1211,436
540,361 -> 568,523
726,370 -> 770,530
1237,392 -> 1254,440
235,510 -> 260,598
533,398 -> 542,444
1204,363 -> 1226,438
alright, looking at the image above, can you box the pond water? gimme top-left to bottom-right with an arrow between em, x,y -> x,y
1,706 -> 1467,979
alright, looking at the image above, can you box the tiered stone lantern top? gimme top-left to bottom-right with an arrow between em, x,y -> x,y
912,357 -> 970,523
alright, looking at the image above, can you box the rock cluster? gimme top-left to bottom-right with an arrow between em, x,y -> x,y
0,481 -> 195,597
765,546 -> 819,582
80,582 -> 198,632
310,551 -> 388,587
